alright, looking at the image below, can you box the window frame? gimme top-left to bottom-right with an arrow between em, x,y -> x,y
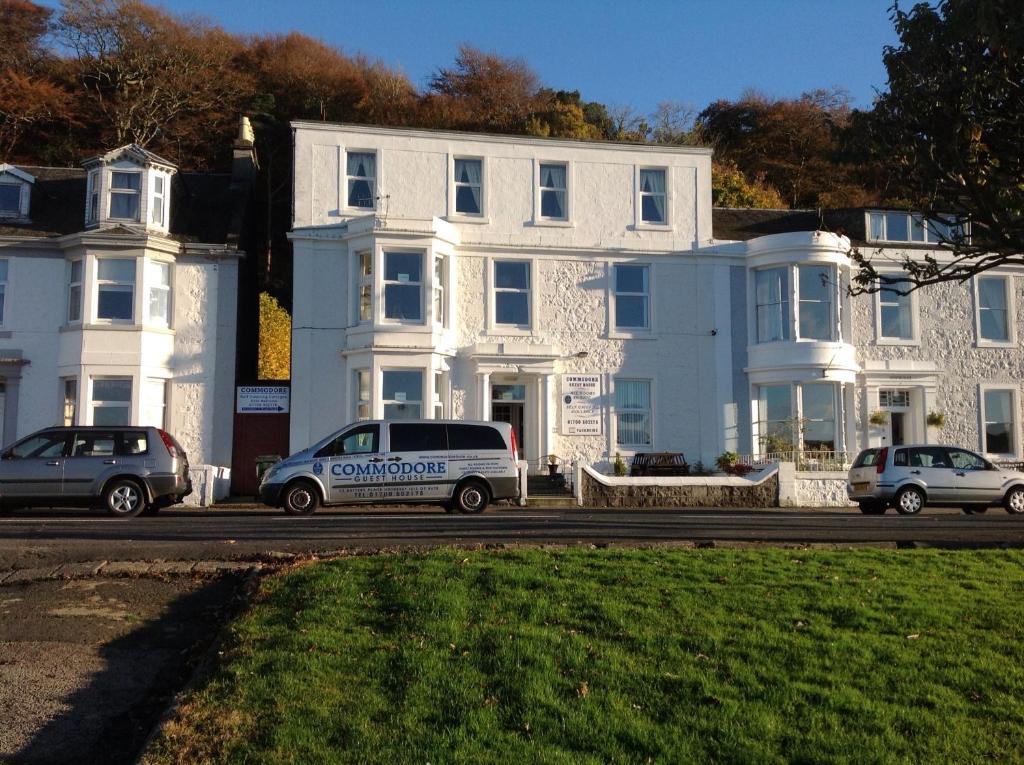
381,368 -> 424,420
874,274 -> 920,345
796,264 -> 836,341
865,210 -> 967,245
610,262 -> 651,335
89,376 -> 133,426
754,266 -> 791,343
634,165 -> 670,229
151,174 -> 166,225
68,259 -> 84,324
62,378 -> 78,426
146,258 -> 172,327
490,258 -> 533,331
356,250 -> 373,324
974,274 -> 1016,347
142,377 -> 167,429
95,257 -> 137,323
448,155 -> 486,220
613,377 -> 653,451
534,160 -> 571,225
979,385 -> 1020,458
0,259 -> 8,326
345,150 -> 377,211
107,169 -> 142,222
381,250 -> 425,325
353,368 -> 370,421
433,254 -> 447,328
0,182 -> 23,218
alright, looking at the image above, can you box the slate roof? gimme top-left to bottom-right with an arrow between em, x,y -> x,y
712,207 -> 872,244
0,165 -> 243,244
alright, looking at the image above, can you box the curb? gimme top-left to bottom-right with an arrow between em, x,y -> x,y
0,559 -> 260,586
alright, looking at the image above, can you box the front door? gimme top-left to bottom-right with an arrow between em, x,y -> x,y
0,431 -> 70,500
492,383 -> 526,461
888,412 -> 906,446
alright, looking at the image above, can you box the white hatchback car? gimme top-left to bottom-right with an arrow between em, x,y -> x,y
847,445 -> 1024,515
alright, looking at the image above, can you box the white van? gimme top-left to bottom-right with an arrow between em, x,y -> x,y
258,420 -> 520,514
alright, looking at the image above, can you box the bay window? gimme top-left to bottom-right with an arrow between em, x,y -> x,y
433,255 -> 446,327
358,251 -> 372,322
383,252 -> 423,322
142,378 -> 167,428
91,378 -> 132,426
62,378 -> 77,426
109,171 -> 141,220
147,260 -> 171,325
382,370 -> 422,419
68,259 -> 83,322
755,268 -> 790,342
757,385 -> 794,453
801,384 -> 836,451
797,265 -> 834,340
354,369 -> 370,420
96,258 -> 135,321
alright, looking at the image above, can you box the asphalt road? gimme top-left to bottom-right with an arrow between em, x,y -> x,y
3,505 -> 1024,568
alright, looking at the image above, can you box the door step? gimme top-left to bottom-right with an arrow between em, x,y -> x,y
524,495 -> 578,508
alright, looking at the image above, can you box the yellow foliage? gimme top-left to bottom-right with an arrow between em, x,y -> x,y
258,292 -> 290,381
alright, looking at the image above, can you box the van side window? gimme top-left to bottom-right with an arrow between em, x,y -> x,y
447,424 -> 506,450
316,424 -> 379,458
390,423 -> 447,453
893,449 -> 908,467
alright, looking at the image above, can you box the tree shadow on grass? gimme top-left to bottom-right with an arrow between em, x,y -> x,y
10,574 -> 245,765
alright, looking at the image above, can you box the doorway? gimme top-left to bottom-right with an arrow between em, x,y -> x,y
491,383 -> 526,460
889,412 -> 906,446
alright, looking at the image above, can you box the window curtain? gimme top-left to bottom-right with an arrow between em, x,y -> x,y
640,169 -> 666,222
541,164 -> 565,189
347,153 -> 375,178
455,159 -> 482,213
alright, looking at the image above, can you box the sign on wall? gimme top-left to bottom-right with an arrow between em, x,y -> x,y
560,374 -> 602,435
236,386 -> 290,414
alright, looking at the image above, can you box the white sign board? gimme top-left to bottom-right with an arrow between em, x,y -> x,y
236,386 -> 290,414
560,374 -> 602,435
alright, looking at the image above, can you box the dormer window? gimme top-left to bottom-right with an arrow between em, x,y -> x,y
87,170 -> 99,223
109,171 -> 141,221
0,183 -> 19,215
0,164 -> 33,220
152,176 -> 165,224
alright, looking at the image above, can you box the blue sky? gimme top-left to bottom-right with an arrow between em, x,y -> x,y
49,0 -> 901,114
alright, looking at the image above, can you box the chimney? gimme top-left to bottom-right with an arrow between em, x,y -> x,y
231,115 -> 258,186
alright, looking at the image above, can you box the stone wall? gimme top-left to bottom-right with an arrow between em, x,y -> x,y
580,467 -> 778,508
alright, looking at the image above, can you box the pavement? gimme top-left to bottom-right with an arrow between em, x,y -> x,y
0,570 -> 249,765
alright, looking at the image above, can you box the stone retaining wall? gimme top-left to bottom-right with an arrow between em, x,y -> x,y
580,468 -> 778,508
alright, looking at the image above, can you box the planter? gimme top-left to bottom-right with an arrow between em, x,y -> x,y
547,463 -> 559,477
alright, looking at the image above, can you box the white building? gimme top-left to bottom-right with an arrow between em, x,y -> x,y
289,123 -> 1023,470
0,143 -> 242,478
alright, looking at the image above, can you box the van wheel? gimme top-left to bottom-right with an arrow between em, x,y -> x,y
104,479 -> 147,518
283,480 -> 319,515
454,480 -> 489,514
859,502 -> 886,515
894,487 -> 925,515
1004,486 -> 1024,514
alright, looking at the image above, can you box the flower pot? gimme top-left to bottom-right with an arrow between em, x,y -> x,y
547,463 -> 559,477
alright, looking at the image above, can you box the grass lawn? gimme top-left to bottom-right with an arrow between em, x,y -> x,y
144,548 -> 1024,764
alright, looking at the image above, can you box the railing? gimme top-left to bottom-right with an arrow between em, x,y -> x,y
734,450 -> 853,473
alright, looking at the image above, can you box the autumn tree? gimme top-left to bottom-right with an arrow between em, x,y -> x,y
850,0 -> 1024,292
0,1 -> 75,158
57,0 -> 250,165
258,292 -> 290,380
427,45 -> 543,133
712,160 -> 784,208
697,88 -> 871,209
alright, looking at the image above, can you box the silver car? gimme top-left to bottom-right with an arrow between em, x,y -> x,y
0,426 -> 192,518
259,419 -> 521,514
847,444 -> 1024,515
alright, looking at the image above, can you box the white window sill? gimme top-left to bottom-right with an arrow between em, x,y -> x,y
530,219 -> 574,228
609,329 -> 656,340
876,338 -> 921,347
142,323 -> 175,335
447,214 -> 491,225
61,321 -> 141,332
487,326 -> 534,336
976,339 -> 1017,349
343,205 -> 376,214
633,222 -> 672,232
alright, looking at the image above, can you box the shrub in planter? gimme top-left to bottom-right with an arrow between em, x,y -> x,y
716,451 -> 739,472
868,410 -> 889,426
927,411 -> 946,428
727,463 -> 754,477
613,452 -> 627,476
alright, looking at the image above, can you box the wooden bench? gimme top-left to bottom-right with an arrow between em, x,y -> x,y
630,452 -> 689,477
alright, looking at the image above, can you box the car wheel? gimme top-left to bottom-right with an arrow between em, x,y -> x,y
858,501 -> 886,515
282,480 -> 319,515
1004,486 -> 1024,515
894,486 -> 925,515
454,480 -> 489,514
104,479 -> 147,518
